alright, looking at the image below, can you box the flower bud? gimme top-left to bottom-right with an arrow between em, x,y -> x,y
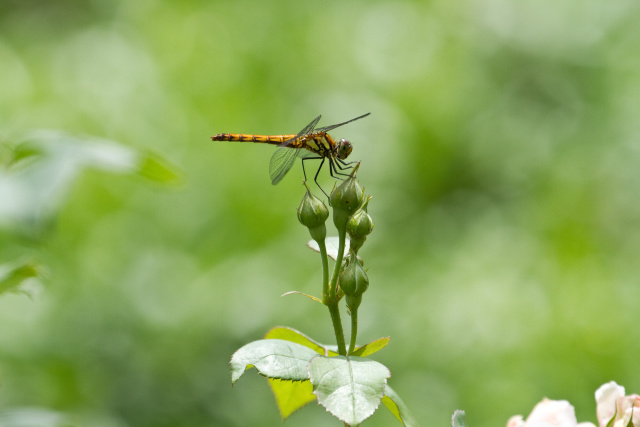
297,187 -> 329,242
330,164 -> 364,212
330,164 -> 364,230
347,197 -> 374,253
339,255 -> 369,297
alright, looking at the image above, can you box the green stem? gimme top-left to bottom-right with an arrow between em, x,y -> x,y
348,307 -> 358,354
327,227 -> 348,355
328,303 -> 347,356
317,239 -> 330,303
329,228 -> 347,300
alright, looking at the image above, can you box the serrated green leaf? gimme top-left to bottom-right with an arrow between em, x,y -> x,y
262,327 -> 335,418
452,410 -> 466,427
382,385 -> 420,427
308,355 -> 390,425
0,261 -> 39,295
267,378 -> 316,419
350,337 -> 391,357
264,326 -> 338,357
230,339 -> 318,384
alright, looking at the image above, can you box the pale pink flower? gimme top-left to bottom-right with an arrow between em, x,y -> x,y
507,398 -> 596,427
595,382 -> 640,427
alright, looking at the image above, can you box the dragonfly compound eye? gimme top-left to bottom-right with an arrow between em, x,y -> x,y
337,139 -> 353,160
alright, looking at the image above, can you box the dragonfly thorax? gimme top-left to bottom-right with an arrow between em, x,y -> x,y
335,139 -> 353,160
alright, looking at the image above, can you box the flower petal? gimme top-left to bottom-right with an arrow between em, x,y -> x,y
595,382 -> 626,427
526,399 -> 579,427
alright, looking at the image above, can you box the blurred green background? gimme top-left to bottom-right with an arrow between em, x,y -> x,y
1,0 -> 640,426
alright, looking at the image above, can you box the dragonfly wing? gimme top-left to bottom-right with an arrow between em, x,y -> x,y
281,115 -> 322,146
269,146 -> 299,185
315,112 -> 371,133
269,115 -> 323,184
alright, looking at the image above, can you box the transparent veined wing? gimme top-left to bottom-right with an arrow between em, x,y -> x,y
269,146 -> 299,185
270,115 -> 324,184
314,113 -> 370,133
280,115 -> 322,147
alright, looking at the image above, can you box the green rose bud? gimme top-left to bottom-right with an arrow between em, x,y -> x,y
330,164 -> 364,213
339,255 -> 369,297
347,196 -> 374,253
330,164 -> 364,231
297,186 -> 329,242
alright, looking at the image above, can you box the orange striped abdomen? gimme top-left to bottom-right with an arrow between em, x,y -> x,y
211,133 -> 298,145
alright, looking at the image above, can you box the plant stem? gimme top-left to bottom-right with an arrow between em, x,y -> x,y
329,228 -> 347,300
320,238 -> 346,354
328,302 -> 347,355
348,307 -> 358,354
327,227 -> 348,355
317,239 -> 330,303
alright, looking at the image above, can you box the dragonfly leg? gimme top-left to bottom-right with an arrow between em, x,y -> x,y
328,159 -> 354,182
334,164 -> 354,174
301,156 -> 323,182
314,158 -> 331,199
302,156 -> 330,198
336,158 -> 357,169
329,157 -> 354,179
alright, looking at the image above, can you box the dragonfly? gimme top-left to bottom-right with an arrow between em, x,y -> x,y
211,113 -> 370,196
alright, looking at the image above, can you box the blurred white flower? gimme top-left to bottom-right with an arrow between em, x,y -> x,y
507,398 -> 596,427
595,381 -> 640,427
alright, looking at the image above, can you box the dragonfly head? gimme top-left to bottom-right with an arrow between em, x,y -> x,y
336,139 -> 353,160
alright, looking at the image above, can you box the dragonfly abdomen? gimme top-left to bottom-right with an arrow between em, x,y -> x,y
211,133 -> 297,145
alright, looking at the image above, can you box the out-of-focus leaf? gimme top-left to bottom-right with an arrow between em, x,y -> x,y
230,339 -> 317,384
0,261 -> 39,296
267,378 -> 316,419
264,326 -> 338,357
382,385 -> 420,427
308,355 -> 390,425
3,143 -> 42,167
306,237 -> 350,261
136,151 -> 181,185
0,131 -> 180,231
0,407 -> 69,427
